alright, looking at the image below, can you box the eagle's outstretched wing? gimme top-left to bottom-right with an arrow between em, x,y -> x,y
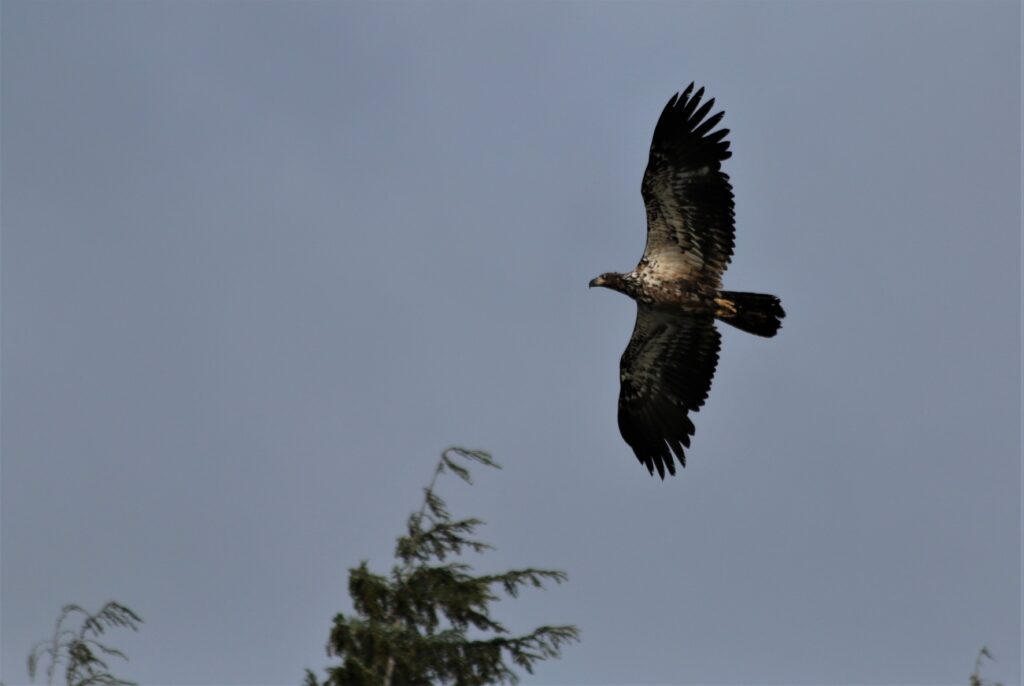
641,83 -> 735,288
617,305 -> 721,478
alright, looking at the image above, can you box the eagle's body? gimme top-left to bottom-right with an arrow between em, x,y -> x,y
592,265 -> 716,308
590,83 -> 785,478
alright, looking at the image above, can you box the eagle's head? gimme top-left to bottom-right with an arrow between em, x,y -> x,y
589,272 -> 631,294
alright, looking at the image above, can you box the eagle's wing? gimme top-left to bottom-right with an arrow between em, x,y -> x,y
617,304 -> 721,478
641,83 -> 735,288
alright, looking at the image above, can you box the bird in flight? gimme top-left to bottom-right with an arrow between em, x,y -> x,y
590,83 -> 785,478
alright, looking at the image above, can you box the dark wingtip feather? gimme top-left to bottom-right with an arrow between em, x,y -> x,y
677,82 -> 694,103
690,98 -> 715,130
665,83 -> 694,111
668,439 -> 687,466
648,82 -> 731,167
678,87 -> 703,120
693,110 -> 725,137
633,441 -> 687,479
705,126 -> 729,144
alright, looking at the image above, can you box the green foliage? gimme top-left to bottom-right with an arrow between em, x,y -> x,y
308,447 -> 579,686
969,647 -> 1003,686
27,602 -> 142,686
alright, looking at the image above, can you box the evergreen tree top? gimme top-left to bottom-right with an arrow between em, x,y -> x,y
308,447 -> 579,686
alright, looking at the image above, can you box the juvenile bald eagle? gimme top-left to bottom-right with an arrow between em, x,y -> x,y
590,83 -> 785,478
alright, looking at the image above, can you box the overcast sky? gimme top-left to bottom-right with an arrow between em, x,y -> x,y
2,2 -> 1020,685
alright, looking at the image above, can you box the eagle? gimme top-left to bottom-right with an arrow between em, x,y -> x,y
589,83 -> 785,478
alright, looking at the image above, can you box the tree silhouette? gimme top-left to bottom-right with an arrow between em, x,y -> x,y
27,602 -> 142,686
305,447 -> 579,686
969,647 -> 1004,686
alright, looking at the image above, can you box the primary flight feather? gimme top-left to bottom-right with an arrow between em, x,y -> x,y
590,83 -> 785,478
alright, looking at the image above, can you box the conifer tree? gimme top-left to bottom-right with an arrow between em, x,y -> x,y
305,447 -> 579,686
969,647 -> 1004,686
27,602 -> 142,686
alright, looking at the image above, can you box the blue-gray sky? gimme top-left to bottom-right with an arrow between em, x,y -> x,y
2,2 -> 1020,684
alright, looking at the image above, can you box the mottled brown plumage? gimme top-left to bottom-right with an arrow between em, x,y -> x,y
590,83 -> 785,478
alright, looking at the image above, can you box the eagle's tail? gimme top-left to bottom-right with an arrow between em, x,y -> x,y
714,291 -> 785,337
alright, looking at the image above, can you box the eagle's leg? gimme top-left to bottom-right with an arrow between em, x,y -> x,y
713,296 -> 737,317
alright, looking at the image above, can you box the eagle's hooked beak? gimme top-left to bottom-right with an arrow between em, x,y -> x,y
589,275 -> 606,289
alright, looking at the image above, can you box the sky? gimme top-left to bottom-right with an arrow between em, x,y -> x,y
1,2 -> 1020,685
